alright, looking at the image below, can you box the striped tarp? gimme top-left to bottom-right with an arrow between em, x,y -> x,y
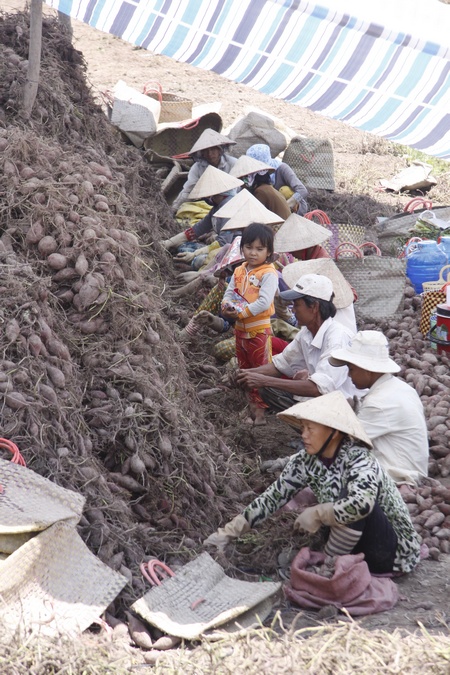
46,0 -> 450,159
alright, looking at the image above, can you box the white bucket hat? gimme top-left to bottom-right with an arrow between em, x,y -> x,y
215,189 -> 284,230
280,273 -> 333,302
329,330 -> 401,374
188,165 -> 243,200
281,259 -> 354,309
274,213 -> 331,253
229,155 -> 274,178
189,129 -> 236,155
277,391 -> 373,448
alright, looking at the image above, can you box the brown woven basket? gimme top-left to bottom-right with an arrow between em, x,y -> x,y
144,82 -> 192,123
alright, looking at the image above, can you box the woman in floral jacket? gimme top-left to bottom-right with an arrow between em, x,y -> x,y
205,391 -> 421,575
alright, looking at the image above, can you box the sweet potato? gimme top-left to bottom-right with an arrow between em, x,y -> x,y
38,235 -> 58,256
47,253 -> 68,270
75,253 -> 89,277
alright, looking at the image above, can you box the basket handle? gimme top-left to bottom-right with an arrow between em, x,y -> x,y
0,438 -> 26,466
334,242 -> 363,259
403,197 -> 433,213
180,119 -> 199,130
304,210 -> 331,225
359,242 -> 381,257
143,81 -> 163,101
439,264 -> 450,284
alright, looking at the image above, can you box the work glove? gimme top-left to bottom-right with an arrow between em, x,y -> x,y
294,502 -> 337,534
175,245 -> 209,263
195,310 -> 225,332
203,514 -> 250,549
286,196 -> 299,212
161,231 -> 188,251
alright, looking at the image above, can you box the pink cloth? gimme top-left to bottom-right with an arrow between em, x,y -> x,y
284,547 -> 399,616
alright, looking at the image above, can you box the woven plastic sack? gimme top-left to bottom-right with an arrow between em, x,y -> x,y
284,547 -> 398,616
226,111 -> 287,159
336,256 -> 406,321
283,137 -> 335,190
109,80 -> 160,146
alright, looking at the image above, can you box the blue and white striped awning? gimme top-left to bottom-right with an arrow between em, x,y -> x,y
46,0 -> 450,159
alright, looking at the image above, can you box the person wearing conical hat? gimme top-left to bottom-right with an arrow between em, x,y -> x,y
161,166 -> 243,265
236,273 -> 359,413
329,330 -> 429,487
246,144 -> 309,215
171,129 -> 238,212
204,391 -> 421,576
274,213 -> 331,261
230,153 -> 291,222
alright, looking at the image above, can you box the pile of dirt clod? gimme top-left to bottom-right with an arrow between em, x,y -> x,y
0,9 -> 250,602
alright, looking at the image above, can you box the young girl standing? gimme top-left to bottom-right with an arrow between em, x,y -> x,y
221,223 -> 278,425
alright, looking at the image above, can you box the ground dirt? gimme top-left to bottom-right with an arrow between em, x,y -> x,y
2,1 -> 450,668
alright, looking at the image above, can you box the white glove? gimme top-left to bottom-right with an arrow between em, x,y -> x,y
286,196 -> 299,212
161,231 -> 188,251
175,245 -> 208,263
203,514 -> 250,549
294,502 -> 337,533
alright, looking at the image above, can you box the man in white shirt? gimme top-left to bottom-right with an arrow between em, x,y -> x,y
329,330 -> 429,486
237,273 -> 358,412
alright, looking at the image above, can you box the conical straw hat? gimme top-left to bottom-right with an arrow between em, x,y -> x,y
189,129 -> 236,155
188,165 -> 243,200
281,258 -> 354,309
216,190 -> 285,230
229,155 -> 274,178
277,391 -> 373,448
274,213 -> 331,252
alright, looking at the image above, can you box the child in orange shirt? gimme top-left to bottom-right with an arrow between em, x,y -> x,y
221,223 -> 278,425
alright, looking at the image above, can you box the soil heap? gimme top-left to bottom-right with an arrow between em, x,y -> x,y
0,9 -> 250,601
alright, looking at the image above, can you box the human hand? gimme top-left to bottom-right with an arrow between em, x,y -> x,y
294,503 -> 336,533
175,250 -> 196,263
203,514 -> 250,550
286,196 -> 299,212
236,369 -> 266,390
221,306 -> 239,320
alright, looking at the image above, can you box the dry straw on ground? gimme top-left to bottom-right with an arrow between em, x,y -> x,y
3,617 -> 450,674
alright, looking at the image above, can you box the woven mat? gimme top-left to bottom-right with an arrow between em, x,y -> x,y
132,552 -> 281,640
0,459 -> 83,536
0,460 -> 127,641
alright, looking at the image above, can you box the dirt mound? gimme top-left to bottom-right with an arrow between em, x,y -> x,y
0,9 -> 250,602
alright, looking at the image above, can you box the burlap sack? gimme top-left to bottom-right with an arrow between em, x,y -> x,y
283,136 -> 335,190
